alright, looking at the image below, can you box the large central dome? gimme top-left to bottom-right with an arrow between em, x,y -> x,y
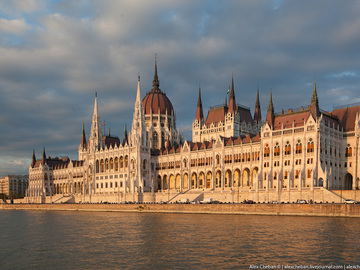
142,62 -> 174,115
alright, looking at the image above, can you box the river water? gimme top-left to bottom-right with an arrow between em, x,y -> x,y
0,210 -> 359,269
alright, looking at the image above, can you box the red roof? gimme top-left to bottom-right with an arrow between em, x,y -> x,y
205,105 -> 253,127
273,111 -> 310,130
331,105 -> 360,132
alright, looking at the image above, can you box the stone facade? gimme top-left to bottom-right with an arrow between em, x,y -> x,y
26,62 -> 360,204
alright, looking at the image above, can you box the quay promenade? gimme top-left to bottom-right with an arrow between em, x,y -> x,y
2,203 -> 360,218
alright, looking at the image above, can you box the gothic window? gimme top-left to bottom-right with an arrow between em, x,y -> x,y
346,145 -> 352,157
284,171 -> 288,179
110,158 -> 114,171
216,154 -> 220,165
105,159 -> 109,172
183,159 -> 187,168
153,132 -> 158,149
120,156 -> 124,169
143,159 -> 147,170
114,157 -> 119,171
285,142 -> 291,155
264,144 -> 270,157
274,143 -> 280,156
296,140 -> 302,154
161,132 -> 165,149
307,139 -> 314,153
100,159 -> 104,173
96,160 -> 100,173
295,170 -> 300,179
125,156 -> 128,168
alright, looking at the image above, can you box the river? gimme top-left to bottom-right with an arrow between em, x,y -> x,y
0,210 -> 359,269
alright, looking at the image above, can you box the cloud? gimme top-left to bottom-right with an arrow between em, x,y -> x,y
1,0 -> 360,176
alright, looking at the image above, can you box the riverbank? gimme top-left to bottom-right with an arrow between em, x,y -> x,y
1,203 -> 360,217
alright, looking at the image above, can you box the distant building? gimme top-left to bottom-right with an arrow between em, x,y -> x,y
0,175 -> 29,198
26,60 -> 360,204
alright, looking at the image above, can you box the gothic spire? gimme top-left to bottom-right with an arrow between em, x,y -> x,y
41,146 -> 46,165
195,86 -> 204,121
254,88 -> 262,122
31,149 -> 36,168
228,76 -> 236,114
89,92 -> 102,151
310,80 -> 320,117
266,91 -> 275,128
80,122 -> 87,148
152,55 -> 160,91
123,123 -> 128,145
311,80 -> 319,107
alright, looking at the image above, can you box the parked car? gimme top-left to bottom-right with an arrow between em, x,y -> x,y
344,199 -> 358,204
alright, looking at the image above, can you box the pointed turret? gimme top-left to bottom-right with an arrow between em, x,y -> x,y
131,75 -> 146,146
80,123 -> 87,148
31,149 -> 36,168
41,147 -> 46,165
123,123 -> 128,146
195,86 -> 204,122
228,76 -> 236,114
254,88 -> 262,122
266,91 -> 275,128
310,80 -> 320,118
89,92 -> 103,151
152,55 -> 160,91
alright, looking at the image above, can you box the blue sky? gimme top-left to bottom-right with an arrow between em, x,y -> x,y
1,0 -> 360,176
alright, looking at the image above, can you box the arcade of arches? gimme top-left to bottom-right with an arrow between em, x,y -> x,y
157,167 -> 259,191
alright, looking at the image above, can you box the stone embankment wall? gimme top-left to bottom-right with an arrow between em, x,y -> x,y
1,203 -> 360,217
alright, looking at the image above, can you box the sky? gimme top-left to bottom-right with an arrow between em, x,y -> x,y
1,0 -> 360,176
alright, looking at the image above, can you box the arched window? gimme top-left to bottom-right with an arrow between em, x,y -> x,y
96,160 -> 100,173
110,158 -> 114,171
264,144 -> 270,157
100,159 -> 104,173
153,132 -> 158,149
125,156 -> 128,168
285,142 -> 291,155
284,171 -> 288,179
105,159 -> 109,172
114,157 -> 119,171
296,140 -> 302,154
307,139 -> 314,153
120,156 -> 124,169
274,143 -> 280,156
143,159 -> 147,170
346,145 -> 352,157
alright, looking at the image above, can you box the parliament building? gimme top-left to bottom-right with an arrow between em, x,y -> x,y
26,61 -> 360,203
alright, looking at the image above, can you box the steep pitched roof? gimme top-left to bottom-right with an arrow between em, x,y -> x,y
331,105 -> 360,131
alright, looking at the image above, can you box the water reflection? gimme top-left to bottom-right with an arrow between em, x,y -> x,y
0,210 -> 360,269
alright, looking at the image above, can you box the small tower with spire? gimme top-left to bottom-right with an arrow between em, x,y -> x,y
266,92 -> 275,128
228,76 -> 236,115
123,123 -> 128,146
254,88 -> 262,123
130,75 -> 146,147
31,149 -> 36,168
41,147 -> 47,165
89,92 -> 103,152
192,86 -> 205,142
310,81 -> 320,118
78,123 -> 87,160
